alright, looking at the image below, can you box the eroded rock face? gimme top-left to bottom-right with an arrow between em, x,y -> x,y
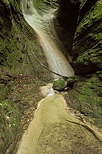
69,74 -> 102,128
57,0 -> 80,29
67,76 -> 79,88
55,0 -> 102,130
0,0 -> 12,34
55,0 -> 101,75
55,0 -> 80,54
0,0 -> 52,153
72,0 -> 101,75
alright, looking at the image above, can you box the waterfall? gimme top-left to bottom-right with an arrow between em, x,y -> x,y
21,0 -> 74,78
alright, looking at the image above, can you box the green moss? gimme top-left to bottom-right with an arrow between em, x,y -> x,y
69,75 -> 102,128
53,78 -> 66,90
76,0 -> 102,34
3,0 -> 10,5
72,0 -> 102,75
0,0 -> 52,153
0,83 -> 22,153
75,48 -> 102,66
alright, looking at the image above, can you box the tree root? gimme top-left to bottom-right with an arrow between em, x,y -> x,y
63,116 -> 102,143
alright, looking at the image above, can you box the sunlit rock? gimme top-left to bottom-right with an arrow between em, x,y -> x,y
40,83 -> 54,96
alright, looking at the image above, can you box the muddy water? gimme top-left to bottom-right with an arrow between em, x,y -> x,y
21,0 -> 74,78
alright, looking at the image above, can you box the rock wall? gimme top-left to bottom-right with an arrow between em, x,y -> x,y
0,0 -> 51,153
72,0 -> 101,75
55,0 -> 80,56
56,0 -> 102,128
0,0 -> 102,152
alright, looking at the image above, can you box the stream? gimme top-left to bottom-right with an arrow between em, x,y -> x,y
17,1 -> 102,154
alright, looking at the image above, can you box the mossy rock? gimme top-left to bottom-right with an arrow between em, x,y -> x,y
69,75 -> 102,128
53,78 -> 67,90
67,76 -> 79,88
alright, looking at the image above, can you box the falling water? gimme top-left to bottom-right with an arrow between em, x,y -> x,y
21,0 -> 74,78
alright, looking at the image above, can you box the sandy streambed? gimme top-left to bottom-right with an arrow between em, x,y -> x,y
17,94 -> 102,154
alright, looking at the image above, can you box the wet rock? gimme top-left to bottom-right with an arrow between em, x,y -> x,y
67,76 -> 79,88
53,77 -> 79,91
53,78 -> 67,90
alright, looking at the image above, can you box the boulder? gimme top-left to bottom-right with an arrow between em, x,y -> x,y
53,78 -> 67,90
67,76 -> 78,88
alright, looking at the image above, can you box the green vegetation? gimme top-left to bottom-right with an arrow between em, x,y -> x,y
53,78 -> 67,90
67,0 -> 102,129
79,0 -> 87,8
56,0 -> 102,129
73,0 -> 102,71
0,0 -> 102,153
0,0 -> 52,153
69,73 -> 102,128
